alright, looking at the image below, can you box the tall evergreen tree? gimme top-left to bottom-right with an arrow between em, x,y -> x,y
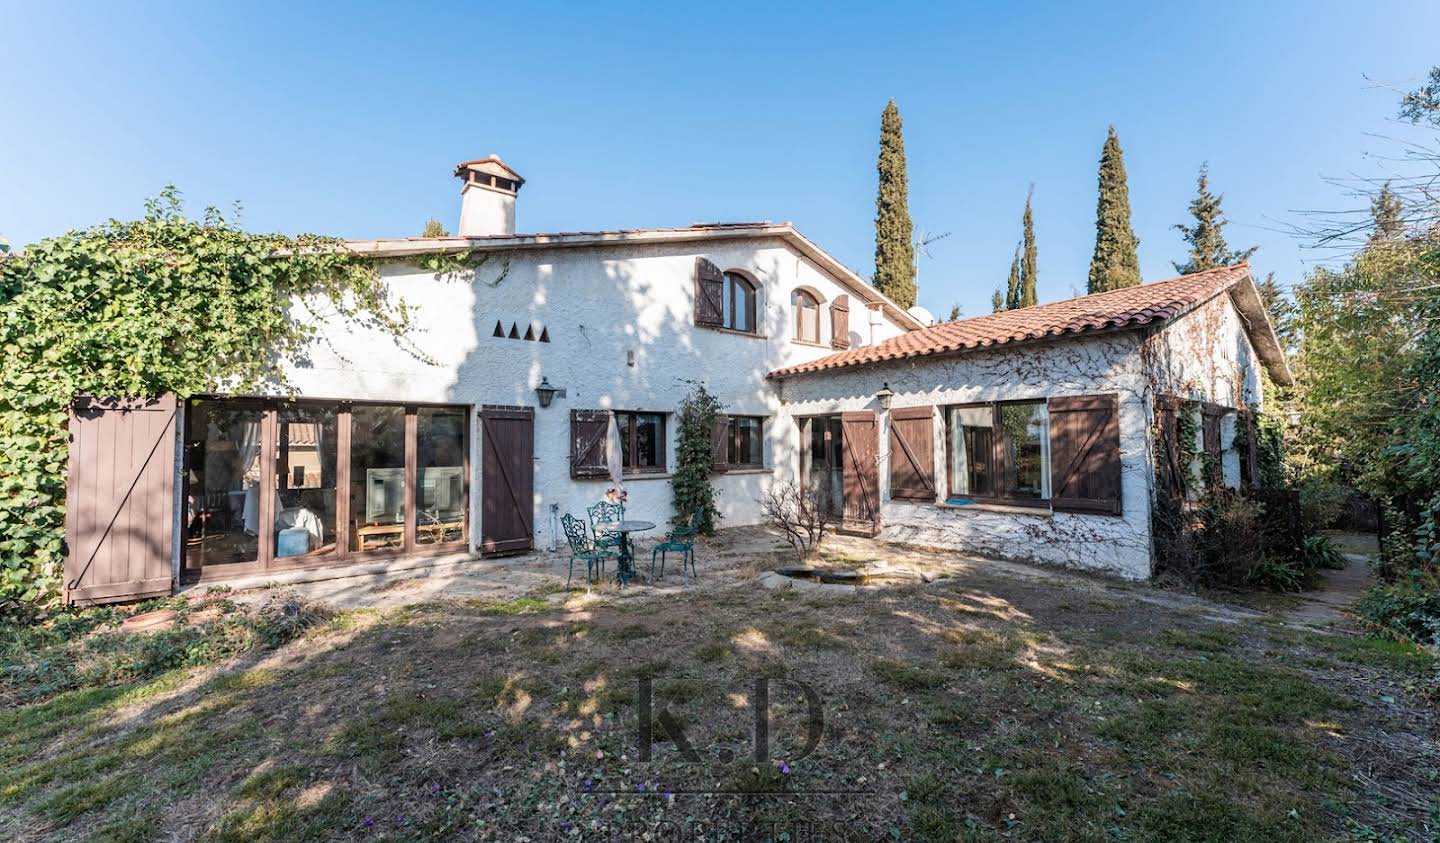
1087,126 -> 1142,293
1172,163 -> 1257,274
1370,181 -> 1405,242
991,288 -> 1005,313
1254,271 -> 1294,353
1004,244 -> 1022,310
1020,187 -> 1038,307
947,303 -> 962,322
873,99 -> 916,308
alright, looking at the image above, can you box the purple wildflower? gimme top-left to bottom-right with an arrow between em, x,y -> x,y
636,782 -> 648,792
778,761 -> 791,775
582,777 -> 594,792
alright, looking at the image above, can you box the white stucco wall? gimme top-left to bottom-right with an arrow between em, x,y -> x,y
275,236 -> 908,552
776,332 -> 1156,580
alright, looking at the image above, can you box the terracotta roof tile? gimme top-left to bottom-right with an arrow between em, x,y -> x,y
769,263 -> 1252,378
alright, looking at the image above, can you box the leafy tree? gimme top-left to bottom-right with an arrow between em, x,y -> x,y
1004,244 -> 1022,310
1173,163 -> 1257,274
1020,187 -> 1038,307
1087,126 -> 1142,292
1254,271 -> 1295,353
873,99 -> 916,308
421,218 -> 451,238
1370,182 -> 1405,242
947,303 -> 962,322
991,289 -> 1004,313
670,380 -> 723,535
0,188 -> 413,613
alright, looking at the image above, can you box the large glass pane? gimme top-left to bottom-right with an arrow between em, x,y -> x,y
729,417 -> 762,466
275,404 -> 338,560
351,405 -> 407,552
949,406 -> 994,497
620,412 -> 664,472
184,400 -> 263,567
416,407 -> 466,545
1000,402 -> 1049,499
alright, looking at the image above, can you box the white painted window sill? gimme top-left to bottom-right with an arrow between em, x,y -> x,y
716,467 -> 769,476
622,472 -> 672,481
934,500 -> 1054,517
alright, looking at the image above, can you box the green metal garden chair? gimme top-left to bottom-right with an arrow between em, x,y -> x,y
650,511 -> 701,584
587,501 -> 625,553
562,513 -> 615,591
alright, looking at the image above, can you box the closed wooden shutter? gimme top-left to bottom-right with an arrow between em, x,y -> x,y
570,409 -> 610,478
1201,403 -> 1223,487
1154,395 -> 1185,502
841,411 -> 880,533
1241,410 -> 1261,489
710,414 -> 730,473
1048,394 -> 1122,515
830,295 -> 850,349
695,258 -> 724,326
888,406 -> 935,501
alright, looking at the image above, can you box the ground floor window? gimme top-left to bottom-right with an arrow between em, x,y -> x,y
617,411 -> 666,474
725,416 -> 764,468
946,401 -> 1050,503
184,397 -> 468,578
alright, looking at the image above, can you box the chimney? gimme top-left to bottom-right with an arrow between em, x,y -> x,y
453,155 -> 524,237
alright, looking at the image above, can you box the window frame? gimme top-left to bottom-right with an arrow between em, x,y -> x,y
944,400 -> 1051,509
793,289 -> 821,344
615,410 -> 668,475
724,415 -> 765,469
722,271 -> 758,334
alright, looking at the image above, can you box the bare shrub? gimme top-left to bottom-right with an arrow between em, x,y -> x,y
763,482 -> 829,564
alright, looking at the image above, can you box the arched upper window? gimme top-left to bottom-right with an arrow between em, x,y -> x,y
794,290 -> 821,344
722,272 -> 756,333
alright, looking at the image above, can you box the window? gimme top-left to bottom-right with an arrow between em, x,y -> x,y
794,290 -> 821,343
716,415 -> 764,469
723,272 -> 757,333
416,407 -> 466,544
617,411 -> 666,473
946,401 -> 1049,503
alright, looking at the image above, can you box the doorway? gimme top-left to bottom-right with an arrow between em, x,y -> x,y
479,406 -> 535,555
798,411 -> 879,532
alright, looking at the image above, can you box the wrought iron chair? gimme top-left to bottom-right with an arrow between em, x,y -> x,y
650,510 -> 701,584
562,513 -> 614,591
587,501 -> 625,553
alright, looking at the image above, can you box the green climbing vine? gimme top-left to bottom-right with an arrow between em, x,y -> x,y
0,188 -> 415,616
670,379 -> 723,535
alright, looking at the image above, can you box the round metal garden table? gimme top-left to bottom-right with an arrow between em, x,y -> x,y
598,519 -> 655,586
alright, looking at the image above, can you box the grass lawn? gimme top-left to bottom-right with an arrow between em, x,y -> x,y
1,558 -> 1436,841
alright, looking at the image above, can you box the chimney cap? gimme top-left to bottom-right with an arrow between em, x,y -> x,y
453,155 -> 524,186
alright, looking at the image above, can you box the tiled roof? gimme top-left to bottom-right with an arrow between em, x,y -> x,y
769,263 -> 1256,378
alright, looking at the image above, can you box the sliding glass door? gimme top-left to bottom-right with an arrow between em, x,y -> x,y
183,398 -> 469,580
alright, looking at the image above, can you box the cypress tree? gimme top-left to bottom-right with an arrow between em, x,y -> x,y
873,100 -> 917,308
1370,182 -> 1404,242
1173,163 -> 1256,274
1019,187 -> 1038,307
947,303 -> 962,322
991,289 -> 1005,313
1004,244 -> 1022,310
1087,126 -> 1142,292
420,218 -> 450,237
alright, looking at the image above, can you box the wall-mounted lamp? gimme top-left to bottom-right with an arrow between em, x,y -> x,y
535,376 -> 567,408
875,383 -> 895,411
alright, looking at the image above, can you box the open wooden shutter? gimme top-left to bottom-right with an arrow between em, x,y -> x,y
841,411 -> 880,533
888,406 -> 935,501
695,258 -> 724,327
1241,410 -> 1261,489
710,414 -> 730,473
830,295 -> 851,349
65,395 -> 177,605
1048,394 -> 1122,515
1154,396 -> 1185,502
1201,403 -> 1223,487
570,409 -> 610,478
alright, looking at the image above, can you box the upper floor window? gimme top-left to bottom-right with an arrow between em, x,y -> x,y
723,272 -> 757,333
794,290 -> 821,343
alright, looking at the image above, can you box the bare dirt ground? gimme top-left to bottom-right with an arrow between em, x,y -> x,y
3,528 -> 1436,842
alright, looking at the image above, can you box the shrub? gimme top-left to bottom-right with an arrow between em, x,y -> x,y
670,379 -> 723,534
1297,475 -> 1347,532
1302,535 -> 1348,571
1154,490 -> 1310,591
1356,574 -> 1440,649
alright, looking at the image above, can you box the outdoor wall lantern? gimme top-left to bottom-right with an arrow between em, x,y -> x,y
875,383 -> 895,411
536,376 -> 567,408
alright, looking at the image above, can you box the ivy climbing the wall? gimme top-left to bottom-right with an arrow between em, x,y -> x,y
0,188 -> 415,616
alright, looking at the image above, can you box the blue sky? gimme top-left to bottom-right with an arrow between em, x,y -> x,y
3,1 -> 1438,318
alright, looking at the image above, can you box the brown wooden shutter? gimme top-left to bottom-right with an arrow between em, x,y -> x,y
65,395 -> 177,605
695,258 -> 724,327
1241,410 -> 1261,489
830,295 -> 851,349
888,406 -> 936,501
1154,395 -> 1185,502
1201,403 -> 1224,488
1048,394 -> 1122,515
841,411 -> 880,533
570,409 -> 610,478
710,414 -> 730,472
